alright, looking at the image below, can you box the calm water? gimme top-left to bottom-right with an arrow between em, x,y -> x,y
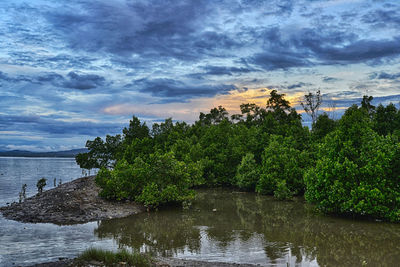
1,158 -> 400,266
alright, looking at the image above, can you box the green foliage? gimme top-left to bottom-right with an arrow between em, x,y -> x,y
123,137 -> 154,164
96,158 -> 147,200
198,106 -> 229,125
199,119 -> 234,185
235,153 -> 260,191
96,151 -> 201,207
81,89 -> 400,221
123,115 -> 150,144
77,248 -> 151,267
76,134 -> 122,170
361,95 -> 375,116
152,118 -> 189,151
305,106 -> 400,221
256,135 -> 310,197
312,113 -> 336,140
374,103 -> 400,136
266,89 -> 291,112
36,178 -> 47,194
75,152 -> 97,170
274,180 -> 293,200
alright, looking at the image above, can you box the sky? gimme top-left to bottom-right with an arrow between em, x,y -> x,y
1,0 -> 400,151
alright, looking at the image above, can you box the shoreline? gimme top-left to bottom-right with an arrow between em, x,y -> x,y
0,176 -> 145,225
27,257 -> 263,267
1,176 -> 264,267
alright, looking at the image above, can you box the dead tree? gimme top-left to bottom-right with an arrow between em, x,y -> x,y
301,90 -> 322,127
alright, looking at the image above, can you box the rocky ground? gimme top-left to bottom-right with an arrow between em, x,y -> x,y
0,176 -> 145,224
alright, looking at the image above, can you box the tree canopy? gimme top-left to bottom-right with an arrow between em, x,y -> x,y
76,92 -> 400,221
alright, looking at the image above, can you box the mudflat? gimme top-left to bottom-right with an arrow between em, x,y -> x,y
0,176 -> 145,225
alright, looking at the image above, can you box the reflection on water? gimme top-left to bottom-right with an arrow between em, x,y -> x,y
0,157 -> 112,267
1,158 -> 400,266
0,218 -> 116,266
96,189 -> 400,267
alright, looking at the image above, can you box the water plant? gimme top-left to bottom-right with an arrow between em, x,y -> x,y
76,248 -> 151,267
36,178 -> 47,194
18,184 -> 27,203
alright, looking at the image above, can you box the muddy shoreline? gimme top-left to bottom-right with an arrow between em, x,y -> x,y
28,257 -> 262,267
1,177 -> 262,267
0,176 -> 145,225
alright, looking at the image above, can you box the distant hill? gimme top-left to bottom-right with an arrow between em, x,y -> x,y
0,148 -> 88,158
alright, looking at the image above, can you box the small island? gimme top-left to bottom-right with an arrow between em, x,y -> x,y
0,176 -> 144,225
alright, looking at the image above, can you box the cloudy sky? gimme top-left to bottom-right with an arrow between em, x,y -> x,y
1,0 -> 400,151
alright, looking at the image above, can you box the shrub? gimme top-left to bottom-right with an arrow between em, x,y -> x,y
305,108 -> 400,221
235,153 -> 260,191
274,180 -> 293,200
256,135 -> 309,197
36,178 -> 47,194
77,248 -> 151,267
96,151 -> 202,207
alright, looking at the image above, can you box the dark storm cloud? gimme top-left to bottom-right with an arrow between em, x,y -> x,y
322,76 -> 340,83
44,1 -> 235,63
41,0 -> 301,65
62,72 -> 106,90
287,82 -> 310,89
0,71 -> 33,83
250,26 -> 400,70
313,37 -> 400,64
201,66 -> 254,76
250,51 -> 312,70
0,71 -> 106,90
362,8 -> 400,28
6,52 -> 96,70
39,71 -> 106,90
7,0 -> 400,75
259,0 -> 295,16
2,0 -> 400,151
0,114 -> 123,136
134,78 -> 237,100
369,71 -> 400,80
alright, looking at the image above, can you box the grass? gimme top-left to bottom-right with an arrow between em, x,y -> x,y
76,248 -> 152,267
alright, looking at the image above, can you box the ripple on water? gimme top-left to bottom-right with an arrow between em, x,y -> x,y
1,158 -> 400,267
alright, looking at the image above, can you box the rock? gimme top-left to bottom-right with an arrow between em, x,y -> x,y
88,260 -> 103,266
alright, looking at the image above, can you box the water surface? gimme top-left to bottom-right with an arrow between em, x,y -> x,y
0,157 -> 85,205
96,189 -> 400,267
1,157 -> 400,267
0,157 -> 112,267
